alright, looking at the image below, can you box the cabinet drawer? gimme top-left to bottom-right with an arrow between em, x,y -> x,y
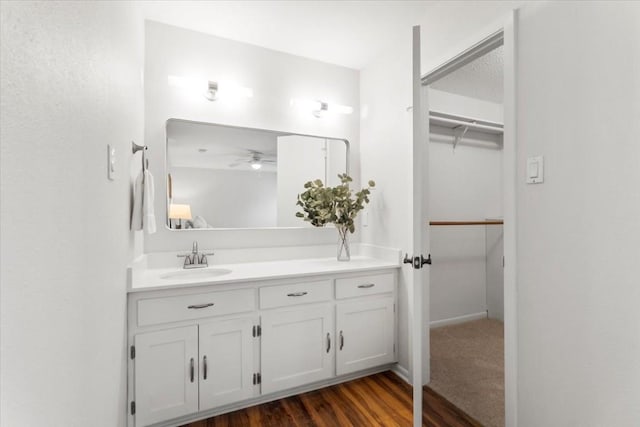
335,273 -> 394,299
260,280 -> 332,309
138,288 -> 255,326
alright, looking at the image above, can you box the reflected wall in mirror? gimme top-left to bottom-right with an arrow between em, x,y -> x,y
166,119 -> 348,230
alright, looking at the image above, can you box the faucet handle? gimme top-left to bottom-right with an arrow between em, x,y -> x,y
177,253 -> 193,265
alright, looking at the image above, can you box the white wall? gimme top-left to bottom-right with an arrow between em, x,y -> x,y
144,21 -> 360,252
171,167 -> 277,228
428,89 -> 503,324
0,2 -> 143,427
516,3 -> 640,425
360,27 -> 414,372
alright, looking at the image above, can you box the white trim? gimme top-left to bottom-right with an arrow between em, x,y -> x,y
391,363 -> 411,384
502,10 -> 518,427
429,311 -> 488,328
410,24 -> 425,427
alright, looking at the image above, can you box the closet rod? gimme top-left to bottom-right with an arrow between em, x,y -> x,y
429,116 -> 503,134
429,220 -> 504,226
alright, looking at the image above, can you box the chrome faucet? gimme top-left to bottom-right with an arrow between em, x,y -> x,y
178,241 -> 214,269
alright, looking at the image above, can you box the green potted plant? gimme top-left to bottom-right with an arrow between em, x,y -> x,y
296,174 -> 375,261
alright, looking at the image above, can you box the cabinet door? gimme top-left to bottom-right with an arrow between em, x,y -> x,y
134,326 -> 198,427
199,317 -> 256,411
336,296 -> 395,376
261,305 -> 334,394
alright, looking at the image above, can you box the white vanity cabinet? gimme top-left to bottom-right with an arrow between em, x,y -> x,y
198,317 -> 257,411
336,297 -> 395,375
261,304 -> 334,394
128,267 -> 398,427
134,326 -> 199,427
134,318 -> 257,426
335,273 -> 396,375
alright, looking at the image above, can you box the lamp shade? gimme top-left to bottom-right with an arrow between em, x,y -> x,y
169,204 -> 192,220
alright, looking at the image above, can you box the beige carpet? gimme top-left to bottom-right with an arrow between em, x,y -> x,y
430,318 -> 504,427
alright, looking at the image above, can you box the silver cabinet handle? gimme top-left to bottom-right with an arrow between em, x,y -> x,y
326,333 -> 331,353
340,330 -> 344,350
190,358 -> 194,383
187,303 -> 214,309
203,355 -> 207,380
357,283 -> 375,289
287,291 -> 308,297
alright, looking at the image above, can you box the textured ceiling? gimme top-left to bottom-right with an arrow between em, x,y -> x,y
430,45 -> 504,103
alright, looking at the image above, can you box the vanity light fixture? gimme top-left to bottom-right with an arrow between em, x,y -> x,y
167,75 -> 253,101
290,98 -> 353,118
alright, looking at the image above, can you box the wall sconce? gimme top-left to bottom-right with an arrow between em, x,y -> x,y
168,75 -> 253,101
290,98 -> 353,118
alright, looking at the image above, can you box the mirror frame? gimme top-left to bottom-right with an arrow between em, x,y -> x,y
165,118 -> 350,231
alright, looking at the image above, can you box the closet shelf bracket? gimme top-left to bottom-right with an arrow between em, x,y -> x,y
453,124 -> 470,150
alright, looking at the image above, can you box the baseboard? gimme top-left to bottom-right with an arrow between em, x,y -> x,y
391,363 -> 410,385
430,311 -> 487,328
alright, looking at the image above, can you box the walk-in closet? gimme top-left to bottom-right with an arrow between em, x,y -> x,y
427,44 -> 505,427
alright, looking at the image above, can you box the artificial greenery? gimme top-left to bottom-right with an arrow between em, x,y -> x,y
295,174 -> 375,234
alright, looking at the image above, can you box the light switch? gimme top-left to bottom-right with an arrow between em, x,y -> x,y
107,144 -> 116,181
526,156 -> 544,184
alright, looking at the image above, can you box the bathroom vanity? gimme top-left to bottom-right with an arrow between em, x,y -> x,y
127,256 -> 399,427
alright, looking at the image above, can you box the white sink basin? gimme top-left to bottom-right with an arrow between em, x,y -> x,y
160,268 -> 232,280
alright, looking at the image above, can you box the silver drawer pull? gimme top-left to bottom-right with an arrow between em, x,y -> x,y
187,303 -> 214,309
357,283 -> 375,289
287,291 -> 308,297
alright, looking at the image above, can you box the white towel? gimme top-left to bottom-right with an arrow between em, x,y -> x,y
131,169 -> 157,234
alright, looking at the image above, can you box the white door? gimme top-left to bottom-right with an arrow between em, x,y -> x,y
134,326 -> 199,427
199,317 -> 256,411
408,25 -> 430,427
261,304 -> 334,394
336,296 -> 395,375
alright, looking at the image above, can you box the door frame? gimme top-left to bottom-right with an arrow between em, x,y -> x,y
418,10 -> 518,427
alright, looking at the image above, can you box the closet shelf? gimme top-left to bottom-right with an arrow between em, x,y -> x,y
429,220 -> 504,226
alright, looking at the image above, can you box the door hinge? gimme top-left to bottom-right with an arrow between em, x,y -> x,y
252,325 -> 262,337
393,303 -> 396,313
130,401 -> 136,415
393,343 -> 396,353
253,372 -> 262,385
130,345 -> 135,359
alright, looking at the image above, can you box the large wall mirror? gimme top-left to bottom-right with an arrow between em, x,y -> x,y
166,119 -> 349,230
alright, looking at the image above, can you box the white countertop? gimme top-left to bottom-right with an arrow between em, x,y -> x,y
129,256 -> 400,293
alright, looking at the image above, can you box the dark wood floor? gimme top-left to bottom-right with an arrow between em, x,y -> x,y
182,371 -> 482,427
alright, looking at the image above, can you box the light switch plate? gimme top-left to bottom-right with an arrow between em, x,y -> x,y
107,144 -> 116,181
526,155 -> 544,184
